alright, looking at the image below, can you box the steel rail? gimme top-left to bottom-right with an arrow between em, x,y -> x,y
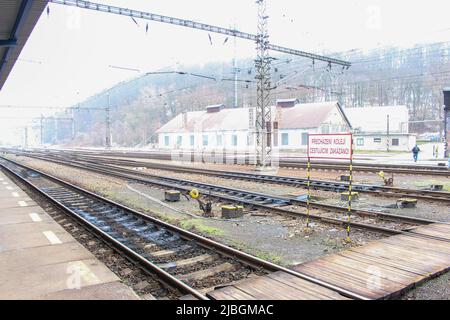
30,148 -> 449,176
0,156 -> 370,300
56,153 -> 450,203
0,159 -> 208,300
13,154 -> 450,243
279,161 -> 450,176
22,152 -> 445,227
60,148 -> 449,171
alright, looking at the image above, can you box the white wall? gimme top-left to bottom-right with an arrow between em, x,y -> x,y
158,105 -> 351,152
158,130 -> 252,151
276,114 -> 350,151
321,108 -> 351,133
277,128 -> 318,150
353,134 -> 416,151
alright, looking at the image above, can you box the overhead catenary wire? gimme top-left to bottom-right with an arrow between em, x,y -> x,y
49,0 -> 351,67
42,0 -> 449,130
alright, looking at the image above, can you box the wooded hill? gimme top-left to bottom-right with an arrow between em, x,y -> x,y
47,41 -> 450,146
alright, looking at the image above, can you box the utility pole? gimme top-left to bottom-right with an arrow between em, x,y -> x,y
54,117 -> 58,143
233,32 -> 238,108
255,0 -> 272,169
50,116 -> 74,144
24,127 -> 28,148
70,108 -> 76,140
105,94 -> 112,149
445,108 -> 449,158
439,105 -> 443,143
40,114 -> 44,145
444,89 -> 450,158
51,0 -> 351,165
386,114 -> 390,152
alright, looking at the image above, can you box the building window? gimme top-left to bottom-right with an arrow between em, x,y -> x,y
281,133 -> 289,146
301,133 -> 308,146
373,137 -> 381,143
392,138 -> 399,146
321,125 -> 330,134
164,136 -> 169,146
247,133 -> 253,146
231,134 -> 238,146
217,134 -> 223,146
190,135 -> 194,146
356,138 -> 364,146
177,136 -> 182,146
202,135 -> 208,146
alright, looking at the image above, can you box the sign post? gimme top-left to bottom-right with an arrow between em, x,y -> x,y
346,138 -> 354,243
305,154 -> 311,230
307,133 -> 353,241
443,89 -> 450,158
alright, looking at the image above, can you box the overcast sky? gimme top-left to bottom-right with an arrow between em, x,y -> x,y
2,0 -> 450,144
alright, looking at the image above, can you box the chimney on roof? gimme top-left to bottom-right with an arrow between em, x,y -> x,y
206,104 -> 225,113
276,98 -> 299,108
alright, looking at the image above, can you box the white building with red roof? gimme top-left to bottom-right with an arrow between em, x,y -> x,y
156,101 -> 351,151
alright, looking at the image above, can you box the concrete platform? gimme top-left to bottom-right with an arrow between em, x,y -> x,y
0,170 -> 139,300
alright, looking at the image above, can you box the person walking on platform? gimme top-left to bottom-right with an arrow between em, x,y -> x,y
412,144 -> 420,162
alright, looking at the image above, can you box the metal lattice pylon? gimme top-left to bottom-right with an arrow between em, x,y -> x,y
50,0 -> 352,158
255,0 -> 272,168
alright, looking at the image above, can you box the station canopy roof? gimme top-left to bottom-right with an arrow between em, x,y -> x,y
0,0 -> 49,91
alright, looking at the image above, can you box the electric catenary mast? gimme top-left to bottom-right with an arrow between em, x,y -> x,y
49,0 -> 351,167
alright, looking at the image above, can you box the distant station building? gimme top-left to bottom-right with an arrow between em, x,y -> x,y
344,106 -> 416,151
156,101 -> 351,151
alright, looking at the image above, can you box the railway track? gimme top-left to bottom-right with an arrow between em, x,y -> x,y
6,153 -> 450,242
24,148 -> 449,176
279,160 -> 450,176
42,152 -> 450,204
0,156 -> 372,300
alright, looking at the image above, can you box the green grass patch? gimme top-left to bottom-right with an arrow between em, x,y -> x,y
179,218 -> 224,236
253,251 -> 283,265
412,179 -> 450,191
322,235 -> 346,250
227,240 -> 284,265
159,215 -> 177,224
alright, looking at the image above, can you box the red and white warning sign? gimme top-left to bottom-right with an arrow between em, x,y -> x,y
307,133 -> 353,159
